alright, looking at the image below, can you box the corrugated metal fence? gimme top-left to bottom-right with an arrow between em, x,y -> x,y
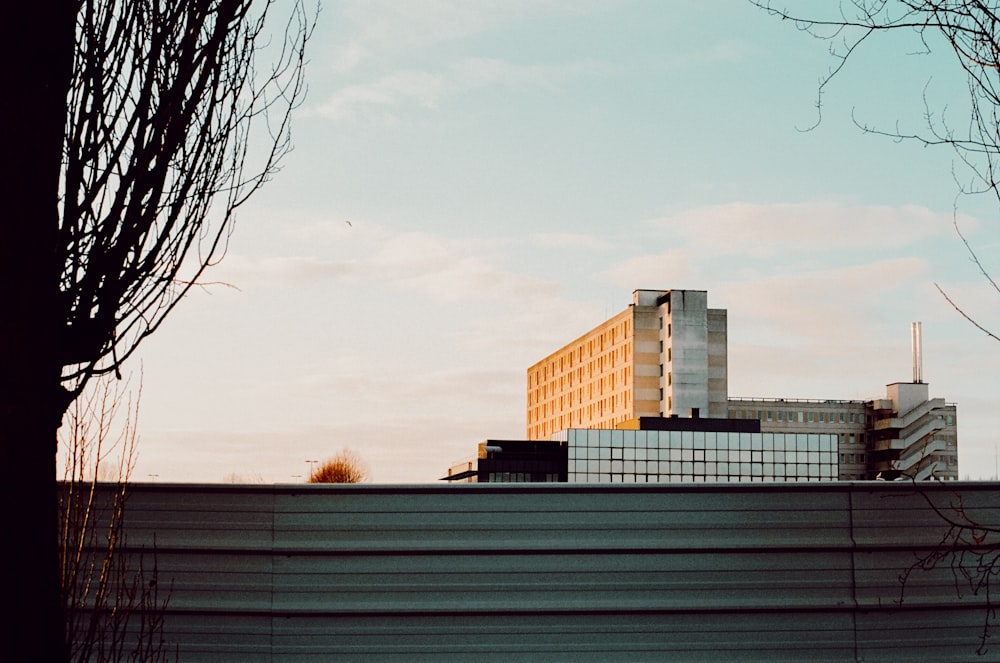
94,482 -> 1000,661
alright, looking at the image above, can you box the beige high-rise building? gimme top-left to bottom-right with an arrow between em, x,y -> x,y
526,289 -> 727,439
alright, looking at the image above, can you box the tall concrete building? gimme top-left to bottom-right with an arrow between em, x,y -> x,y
524,289 -> 958,481
526,289 -> 727,440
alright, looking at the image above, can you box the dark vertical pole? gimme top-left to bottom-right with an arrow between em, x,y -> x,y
0,2 -> 76,661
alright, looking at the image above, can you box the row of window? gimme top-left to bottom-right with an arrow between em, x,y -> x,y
528,395 -> 628,430
572,448 -> 836,465
572,459 -> 836,477
487,472 -> 561,483
729,409 -> 863,425
529,320 -> 632,385
530,370 -> 631,404
569,474 -> 835,483
563,429 -> 839,453
568,463 -> 837,483
729,408 -> 957,427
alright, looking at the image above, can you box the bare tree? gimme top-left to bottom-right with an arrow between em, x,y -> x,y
894,483 -> 1000,655
60,373 -> 173,662
309,450 -> 370,484
751,0 -> 1000,338
1,2 -> 313,660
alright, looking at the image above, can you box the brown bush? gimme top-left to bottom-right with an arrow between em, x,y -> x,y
309,450 -> 368,483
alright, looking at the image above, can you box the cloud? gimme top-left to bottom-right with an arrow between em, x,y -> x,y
597,249 -> 693,289
648,202 -> 968,255
363,231 -> 561,301
307,57 -> 610,122
528,232 -> 611,250
328,42 -> 369,73
718,257 -> 933,342
213,254 -> 358,286
308,70 -> 447,121
337,0 -> 610,53
660,39 -> 760,71
214,228 -> 560,303
455,57 -> 611,88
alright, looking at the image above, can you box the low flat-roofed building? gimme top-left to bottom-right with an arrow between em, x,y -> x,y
442,440 -> 567,483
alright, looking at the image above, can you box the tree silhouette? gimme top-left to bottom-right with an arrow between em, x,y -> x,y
60,373 -> 173,662
1,2 -> 312,660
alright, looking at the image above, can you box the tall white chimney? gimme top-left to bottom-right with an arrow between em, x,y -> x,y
911,321 -> 923,383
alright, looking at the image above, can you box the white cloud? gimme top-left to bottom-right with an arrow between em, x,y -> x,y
368,231 -> 563,301
328,41 -> 369,73
213,254 -> 357,286
528,232 -> 610,250
337,0 -> 610,53
214,228 -> 560,304
308,70 -> 447,121
648,202 -> 969,255
455,57 -> 611,89
307,56 -> 610,122
597,249 -> 693,289
718,257 -> 933,342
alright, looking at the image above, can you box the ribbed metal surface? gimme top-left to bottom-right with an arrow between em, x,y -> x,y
94,482 -> 1000,661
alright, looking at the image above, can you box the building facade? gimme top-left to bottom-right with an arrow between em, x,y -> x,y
728,381 -> 958,481
522,288 -> 958,482
526,289 -> 727,440
443,440 -> 568,483
558,418 -> 838,483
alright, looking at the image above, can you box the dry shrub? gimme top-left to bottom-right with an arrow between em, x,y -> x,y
309,450 -> 368,483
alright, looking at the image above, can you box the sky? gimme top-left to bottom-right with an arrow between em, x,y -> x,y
108,0 -> 1000,483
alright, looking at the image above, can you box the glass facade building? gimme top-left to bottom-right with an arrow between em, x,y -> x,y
558,428 -> 838,483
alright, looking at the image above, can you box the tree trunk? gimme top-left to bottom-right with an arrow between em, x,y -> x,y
1,2 -> 76,661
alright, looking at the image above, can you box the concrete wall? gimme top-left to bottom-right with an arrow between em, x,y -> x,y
92,482 -> 1000,662
663,290 -> 709,417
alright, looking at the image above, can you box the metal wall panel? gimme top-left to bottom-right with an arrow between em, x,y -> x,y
81,482 -> 1000,661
